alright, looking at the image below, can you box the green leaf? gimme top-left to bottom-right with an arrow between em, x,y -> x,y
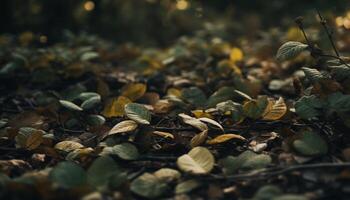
295,95 -> 325,119
327,92 -> 350,113
59,100 -> 83,111
272,195 -> 308,200
243,96 -> 269,119
276,41 -> 308,61
252,185 -> 282,200
81,96 -> 101,110
87,115 -> 105,126
49,161 -> 87,188
124,103 -> 151,125
293,131 -> 328,156
221,151 -> 271,175
181,87 -> 207,107
207,86 -> 237,108
101,143 -> 139,160
87,156 -> 122,188
78,92 -> 101,101
175,179 -> 200,194
329,64 -> 350,81
302,67 -> 325,83
130,173 -> 168,199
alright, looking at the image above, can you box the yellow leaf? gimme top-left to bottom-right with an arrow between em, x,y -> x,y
191,110 -> 213,119
207,134 -> 246,145
109,120 -> 138,136
26,130 -> 44,150
262,97 -> 287,121
102,96 -> 132,118
230,47 -> 243,63
167,88 -> 182,98
190,130 -> 208,148
121,83 -> 147,101
54,141 -> 84,153
152,131 -> 175,139
177,147 -> 214,174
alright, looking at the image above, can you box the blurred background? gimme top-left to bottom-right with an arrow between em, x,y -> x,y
0,0 -> 350,46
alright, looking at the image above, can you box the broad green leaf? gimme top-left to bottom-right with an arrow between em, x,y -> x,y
181,87 -> 207,107
59,100 -> 83,111
207,86 -> 237,108
81,96 -> 101,110
295,95 -> 325,119
177,147 -> 214,174
124,103 -> 151,125
49,161 -> 87,188
175,179 -> 200,194
302,67 -> 325,83
130,172 -> 168,199
243,96 -> 269,119
252,185 -> 282,200
293,131 -> 328,156
87,156 -> 122,188
87,115 -> 105,126
101,143 -> 139,160
276,41 -> 308,61
221,151 -> 271,175
78,92 -> 100,101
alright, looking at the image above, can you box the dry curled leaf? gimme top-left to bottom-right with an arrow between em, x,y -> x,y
207,134 -> 246,145
262,97 -> 287,120
108,120 -> 138,136
178,113 -> 208,131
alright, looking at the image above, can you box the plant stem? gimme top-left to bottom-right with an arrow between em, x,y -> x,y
316,9 -> 340,57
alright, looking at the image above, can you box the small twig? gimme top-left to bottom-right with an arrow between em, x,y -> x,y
319,54 -> 350,67
206,162 -> 350,181
316,9 -> 340,57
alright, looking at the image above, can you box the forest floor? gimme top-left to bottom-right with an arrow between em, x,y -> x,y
1,14 -> 350,200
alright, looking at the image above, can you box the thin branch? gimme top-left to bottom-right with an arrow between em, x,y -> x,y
316,9 -> 340,57
206,162 -> 350,181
